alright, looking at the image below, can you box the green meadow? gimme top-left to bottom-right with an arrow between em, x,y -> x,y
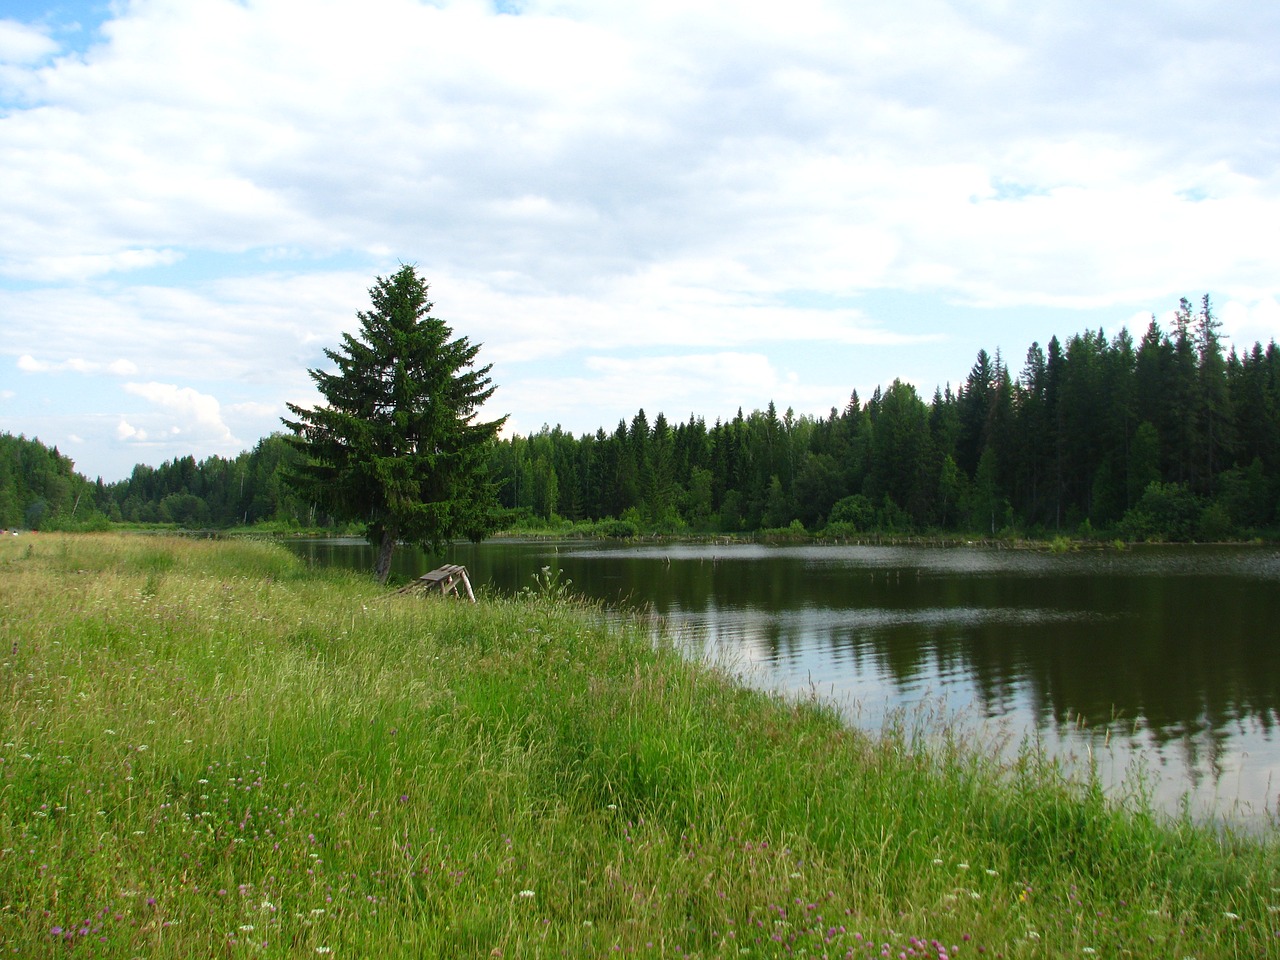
2,534 -> 1278,958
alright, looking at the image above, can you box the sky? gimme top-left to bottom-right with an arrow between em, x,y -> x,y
3,0 -> 1279,482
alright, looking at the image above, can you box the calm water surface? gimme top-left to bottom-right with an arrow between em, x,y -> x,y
287,537 -> 1280,826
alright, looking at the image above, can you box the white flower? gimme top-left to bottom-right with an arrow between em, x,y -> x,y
316,948 -> 332,955
1224,911 -> 1241,920
518,890 -> 535,899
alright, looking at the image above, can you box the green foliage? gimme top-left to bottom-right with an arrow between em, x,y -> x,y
1119,481 -> 1203,542
828,492 -> 874,531
0,433 -> 108,530
9,293 -> 1280,545
282,266 -> 506,580
479,295 -> 1280,542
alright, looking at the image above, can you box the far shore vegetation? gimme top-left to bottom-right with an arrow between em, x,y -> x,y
4,532 -> 1280,958
5,295 -> 1280,546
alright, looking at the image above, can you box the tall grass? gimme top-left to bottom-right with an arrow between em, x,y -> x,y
2,533 -> 1277,958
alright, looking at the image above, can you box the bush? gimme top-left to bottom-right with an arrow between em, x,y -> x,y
827,493 -> 874,531
1118,481 -> 1202,542
1196,501 -> 1234,541
595,518 -> 639,539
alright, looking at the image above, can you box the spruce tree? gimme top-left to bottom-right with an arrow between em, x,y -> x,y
282,266 -> 506,583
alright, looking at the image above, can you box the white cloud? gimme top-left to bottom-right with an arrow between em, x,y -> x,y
2,0 -> 1272,305
226,400 -> 279,418
500,351 -> 844,438
9,249 -> 185,283
116,418 -> 145,441
1220,297 -> 1280,354
122,381 -> 239,446
15,353 -> 141,376
0,20 -> 57,64
108,358 -> 139,375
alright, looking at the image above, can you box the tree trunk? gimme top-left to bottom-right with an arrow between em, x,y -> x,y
375,526 -> 398,584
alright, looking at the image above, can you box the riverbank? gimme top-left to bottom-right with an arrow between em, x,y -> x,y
3,533 -> 1277,958
489,520 -> 1275,550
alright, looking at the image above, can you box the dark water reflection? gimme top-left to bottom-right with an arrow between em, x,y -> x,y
286,538 -> 1280,826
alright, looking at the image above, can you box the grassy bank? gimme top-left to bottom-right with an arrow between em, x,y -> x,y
2,534 -> 1278,958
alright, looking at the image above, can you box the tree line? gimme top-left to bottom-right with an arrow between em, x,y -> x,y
490,297 -> 1280,540
0,433 -> 319,531
4,295 -> 1278,541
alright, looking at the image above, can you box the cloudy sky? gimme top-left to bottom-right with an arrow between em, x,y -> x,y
3,0 -> 1279,481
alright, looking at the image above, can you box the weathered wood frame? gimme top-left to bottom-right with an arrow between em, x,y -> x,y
416,563 -> 476,602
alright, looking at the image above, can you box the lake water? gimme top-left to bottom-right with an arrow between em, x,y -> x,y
285,537 -> 1280,827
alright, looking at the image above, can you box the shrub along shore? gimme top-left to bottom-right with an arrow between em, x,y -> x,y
3,534 -> 1278,958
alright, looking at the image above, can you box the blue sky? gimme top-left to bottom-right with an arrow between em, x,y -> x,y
3,0 -> 1279,481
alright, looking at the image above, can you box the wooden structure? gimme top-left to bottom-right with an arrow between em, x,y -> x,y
414,563 -> 476,602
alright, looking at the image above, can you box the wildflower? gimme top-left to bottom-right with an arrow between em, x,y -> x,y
1224,912 -> 1241,920
518,890 -> 535,899
316,949 -> 332,955
239,924 -> 254,932
1082,949 -> 1096,955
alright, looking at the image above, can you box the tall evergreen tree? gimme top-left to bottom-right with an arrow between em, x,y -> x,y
1194,294 -> 1232,491
282,266 -> 505,583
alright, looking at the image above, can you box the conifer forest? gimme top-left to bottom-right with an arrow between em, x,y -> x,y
5,297 -> 1280,542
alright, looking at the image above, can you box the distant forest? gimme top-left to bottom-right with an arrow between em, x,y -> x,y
4,297 -> 1280,542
